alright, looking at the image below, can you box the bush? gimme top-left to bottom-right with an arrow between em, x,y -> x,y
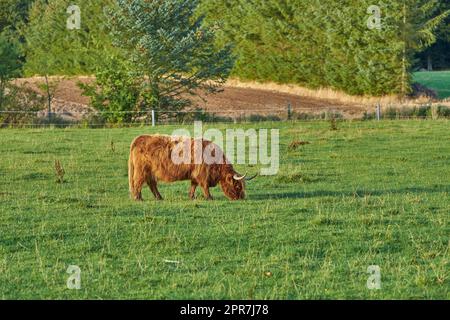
170,108 -> 233,124
374,105 -> 450,120
107,0 -> 234,117
0,32 -> 22,110
248,114 -> 281,122
384,105 -> 448,119
362,111 -> 376,120
80,113 -> 107,128
292,111 -> 343,121
436,105 -> 450,118
78,56 -> 143,124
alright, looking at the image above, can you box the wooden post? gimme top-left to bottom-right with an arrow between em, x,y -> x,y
376,104 -> 381,121
287,102 -> 292,120
45,74 -> 52,125
152,110 -> 156,127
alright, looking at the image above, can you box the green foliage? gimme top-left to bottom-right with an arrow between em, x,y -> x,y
78,56 -> 143,123
201,0 -> 448,96
417,2 -> 450,70
0,0 -> 34,33
248,114 -> 281,122
436,105 -> 450,117
106,0 -> 235,113
9,0 -> 449,97
382,105 -> 450,119
0,33 -> 22,109
171,108 -> 233,124
0,34 -> 22,80
362,104 -> 450,120
23,0 -> 118,75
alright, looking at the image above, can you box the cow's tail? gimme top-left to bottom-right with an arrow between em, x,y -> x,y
128,147 -> 135,199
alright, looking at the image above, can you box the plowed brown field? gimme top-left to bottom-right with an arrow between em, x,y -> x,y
14,77 -> 370,120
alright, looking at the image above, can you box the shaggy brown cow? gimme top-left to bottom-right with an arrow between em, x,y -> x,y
128,135 -> 256,201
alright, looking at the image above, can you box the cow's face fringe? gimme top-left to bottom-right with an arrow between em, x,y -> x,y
220,172 -> 246,200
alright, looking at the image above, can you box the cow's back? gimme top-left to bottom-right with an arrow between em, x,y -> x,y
130,135 -> 192,182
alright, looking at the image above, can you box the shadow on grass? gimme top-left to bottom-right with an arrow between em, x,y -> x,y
251,185 -> 450,200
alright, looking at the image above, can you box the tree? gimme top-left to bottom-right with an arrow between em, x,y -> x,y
24,0 -> 118,75
200,0 -> 448,96
78,55 -> 143,123
0,0 -> 35,34
394,0 -> 449,95
417,2 -> 450,70
37,75 -> 59,123
0,33 -> 22,109
106,0 -> 235,115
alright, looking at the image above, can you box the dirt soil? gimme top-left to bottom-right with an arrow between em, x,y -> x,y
14,77 -> 369,120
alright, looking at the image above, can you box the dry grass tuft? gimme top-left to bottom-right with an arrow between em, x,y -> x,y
330,117 -> 338,131
289,140 -> 310,151
54,160 -> 65,184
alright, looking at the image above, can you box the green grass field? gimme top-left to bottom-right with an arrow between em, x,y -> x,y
0,121 -> 449,299
414,71 -> 450,100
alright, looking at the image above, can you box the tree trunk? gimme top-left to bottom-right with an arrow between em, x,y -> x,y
401,2 -> 407,99
427,54 -> 433,71
45,74 -> 52,123
0,79 -> 5,110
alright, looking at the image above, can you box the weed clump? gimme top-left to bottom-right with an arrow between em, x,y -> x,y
276,171 -> 314,184
289,140 -> 310,151
54,160 -> 65,184
330,117 -> 338,131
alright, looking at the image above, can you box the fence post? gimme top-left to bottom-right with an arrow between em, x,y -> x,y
152,110 -> 156,127
287,102 -> 292,120
376,104 -> 381,121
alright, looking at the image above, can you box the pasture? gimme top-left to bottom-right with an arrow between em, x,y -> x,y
414,71 -> 450,100
0,120 -> 449,299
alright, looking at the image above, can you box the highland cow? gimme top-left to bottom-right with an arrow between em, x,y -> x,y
128,135 -> 256,201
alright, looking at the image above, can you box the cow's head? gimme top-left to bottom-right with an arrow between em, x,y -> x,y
220,172 -> 257,200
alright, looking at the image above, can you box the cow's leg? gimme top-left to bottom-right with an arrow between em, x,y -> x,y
189,181 -> 198,200
131,164 -> 147,201
147,177 -> 163,200
200,184 -> 213,200
132,176 -> 145,201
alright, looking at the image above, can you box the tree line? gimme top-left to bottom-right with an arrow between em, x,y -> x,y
199,0 -> 449,96
0,0 -> 449,115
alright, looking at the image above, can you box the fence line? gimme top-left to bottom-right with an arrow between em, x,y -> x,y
1,103 -> 449,128
0,117 -> 448,129
0,109 -> 342,114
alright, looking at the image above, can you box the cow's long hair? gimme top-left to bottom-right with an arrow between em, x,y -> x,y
128,135 -> 246,200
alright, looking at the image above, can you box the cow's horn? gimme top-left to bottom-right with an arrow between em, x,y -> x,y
233,173 -> 247,181
245,173 -> 258,181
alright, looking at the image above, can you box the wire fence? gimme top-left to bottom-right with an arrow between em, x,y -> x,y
0,103 -> 449,128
